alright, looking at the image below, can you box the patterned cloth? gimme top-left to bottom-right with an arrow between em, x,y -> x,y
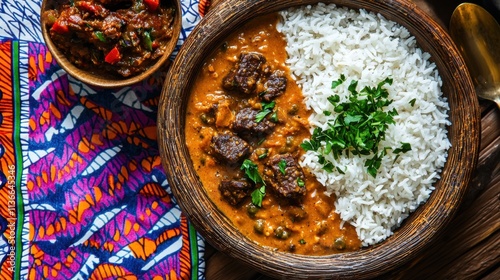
0,1 -> 206,279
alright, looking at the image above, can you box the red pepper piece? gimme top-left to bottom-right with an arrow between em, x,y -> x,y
144,0 -> 160,11
78,1 -> 102,15
105,47 -> 121,64
51,21 -> 69,34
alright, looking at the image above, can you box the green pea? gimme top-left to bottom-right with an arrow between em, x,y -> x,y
334,237 -> 346,250
274,226 -> 290,239
200,113 -> 214,124
254,219 -> 265,234
247,203 -> 259,217
288,104 -> 299,115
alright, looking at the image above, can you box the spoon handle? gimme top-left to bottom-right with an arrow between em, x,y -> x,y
449,3 -> 500,107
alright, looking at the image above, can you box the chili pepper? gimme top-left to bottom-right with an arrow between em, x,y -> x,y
144,0 -> 160,11
51,21 -> 69,34
105,47 -> 121,64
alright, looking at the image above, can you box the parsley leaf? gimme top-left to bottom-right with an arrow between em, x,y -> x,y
348,79 -> 358,93
297,177 -> 305,187
251,186 -> 266,207
255,101 -> 276,123
270,112 -> 279,122
331,74 -> 346,89
241,159 -> 265,185
393,142 -> 412,154
278,159 -> 287,175
94,31 -> 106,42
409,98 -> 416,107
393,142 -> 412,163
300,140 -> 317,151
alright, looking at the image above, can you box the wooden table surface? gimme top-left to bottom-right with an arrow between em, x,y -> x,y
201,1 -> 500,279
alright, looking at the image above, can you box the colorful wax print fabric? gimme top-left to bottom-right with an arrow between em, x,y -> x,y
0,1 -> 206,279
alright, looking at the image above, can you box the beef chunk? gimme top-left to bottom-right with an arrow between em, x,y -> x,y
233,107 -> 276,138
219,180 -> 253,206
264,154 -> 306,202
261,71 -> 287,101
211,133 -> 250,164
222,52 -> 266,94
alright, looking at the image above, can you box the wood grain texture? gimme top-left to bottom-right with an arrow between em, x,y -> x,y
205,251 -> 260,280
157,0 -> 481,279
40,0 -> 181,88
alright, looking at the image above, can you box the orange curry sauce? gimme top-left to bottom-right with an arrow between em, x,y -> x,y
185,13 -> 361,255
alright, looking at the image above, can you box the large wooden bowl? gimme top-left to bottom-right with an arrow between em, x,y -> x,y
40,0 -> 181,88
158,0 -> 480,278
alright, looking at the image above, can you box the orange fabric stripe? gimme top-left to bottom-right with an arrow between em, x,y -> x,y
179,215 -> 192,280
0,42 -> 16,279
155,228 -> 181,246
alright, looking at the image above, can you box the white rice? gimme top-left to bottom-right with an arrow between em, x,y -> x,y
278,3 -> 451,246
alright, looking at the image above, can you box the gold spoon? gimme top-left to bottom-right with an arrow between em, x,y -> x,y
449,3 -> 500,108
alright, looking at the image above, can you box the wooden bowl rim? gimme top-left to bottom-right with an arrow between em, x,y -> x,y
40,0 -> 182,88
158,0 -> 480,278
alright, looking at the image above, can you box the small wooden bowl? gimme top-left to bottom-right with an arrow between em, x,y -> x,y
158,0 -> 480,278
40,0 -> 181,88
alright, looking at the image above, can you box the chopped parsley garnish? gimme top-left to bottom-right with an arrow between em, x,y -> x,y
331,74 -> 346,89
299,239 -> 306,245
270,111 -> 279,122
409,98 -> 416,107
251,186 -> 266,207
393,142 -> 412,163
301,76 -> 411,177
94,31 -> 106,42
258,151 -> 268,159
255,101 -> 275,123
278,159 -> 287,175
143,30 -> 153,51
241,159 -> 265,185
241,159 -> 266,207
297,177 -> 305,187
393,142 -> 412,154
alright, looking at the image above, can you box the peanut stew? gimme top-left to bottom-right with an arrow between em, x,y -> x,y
185,14 -> 361,255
